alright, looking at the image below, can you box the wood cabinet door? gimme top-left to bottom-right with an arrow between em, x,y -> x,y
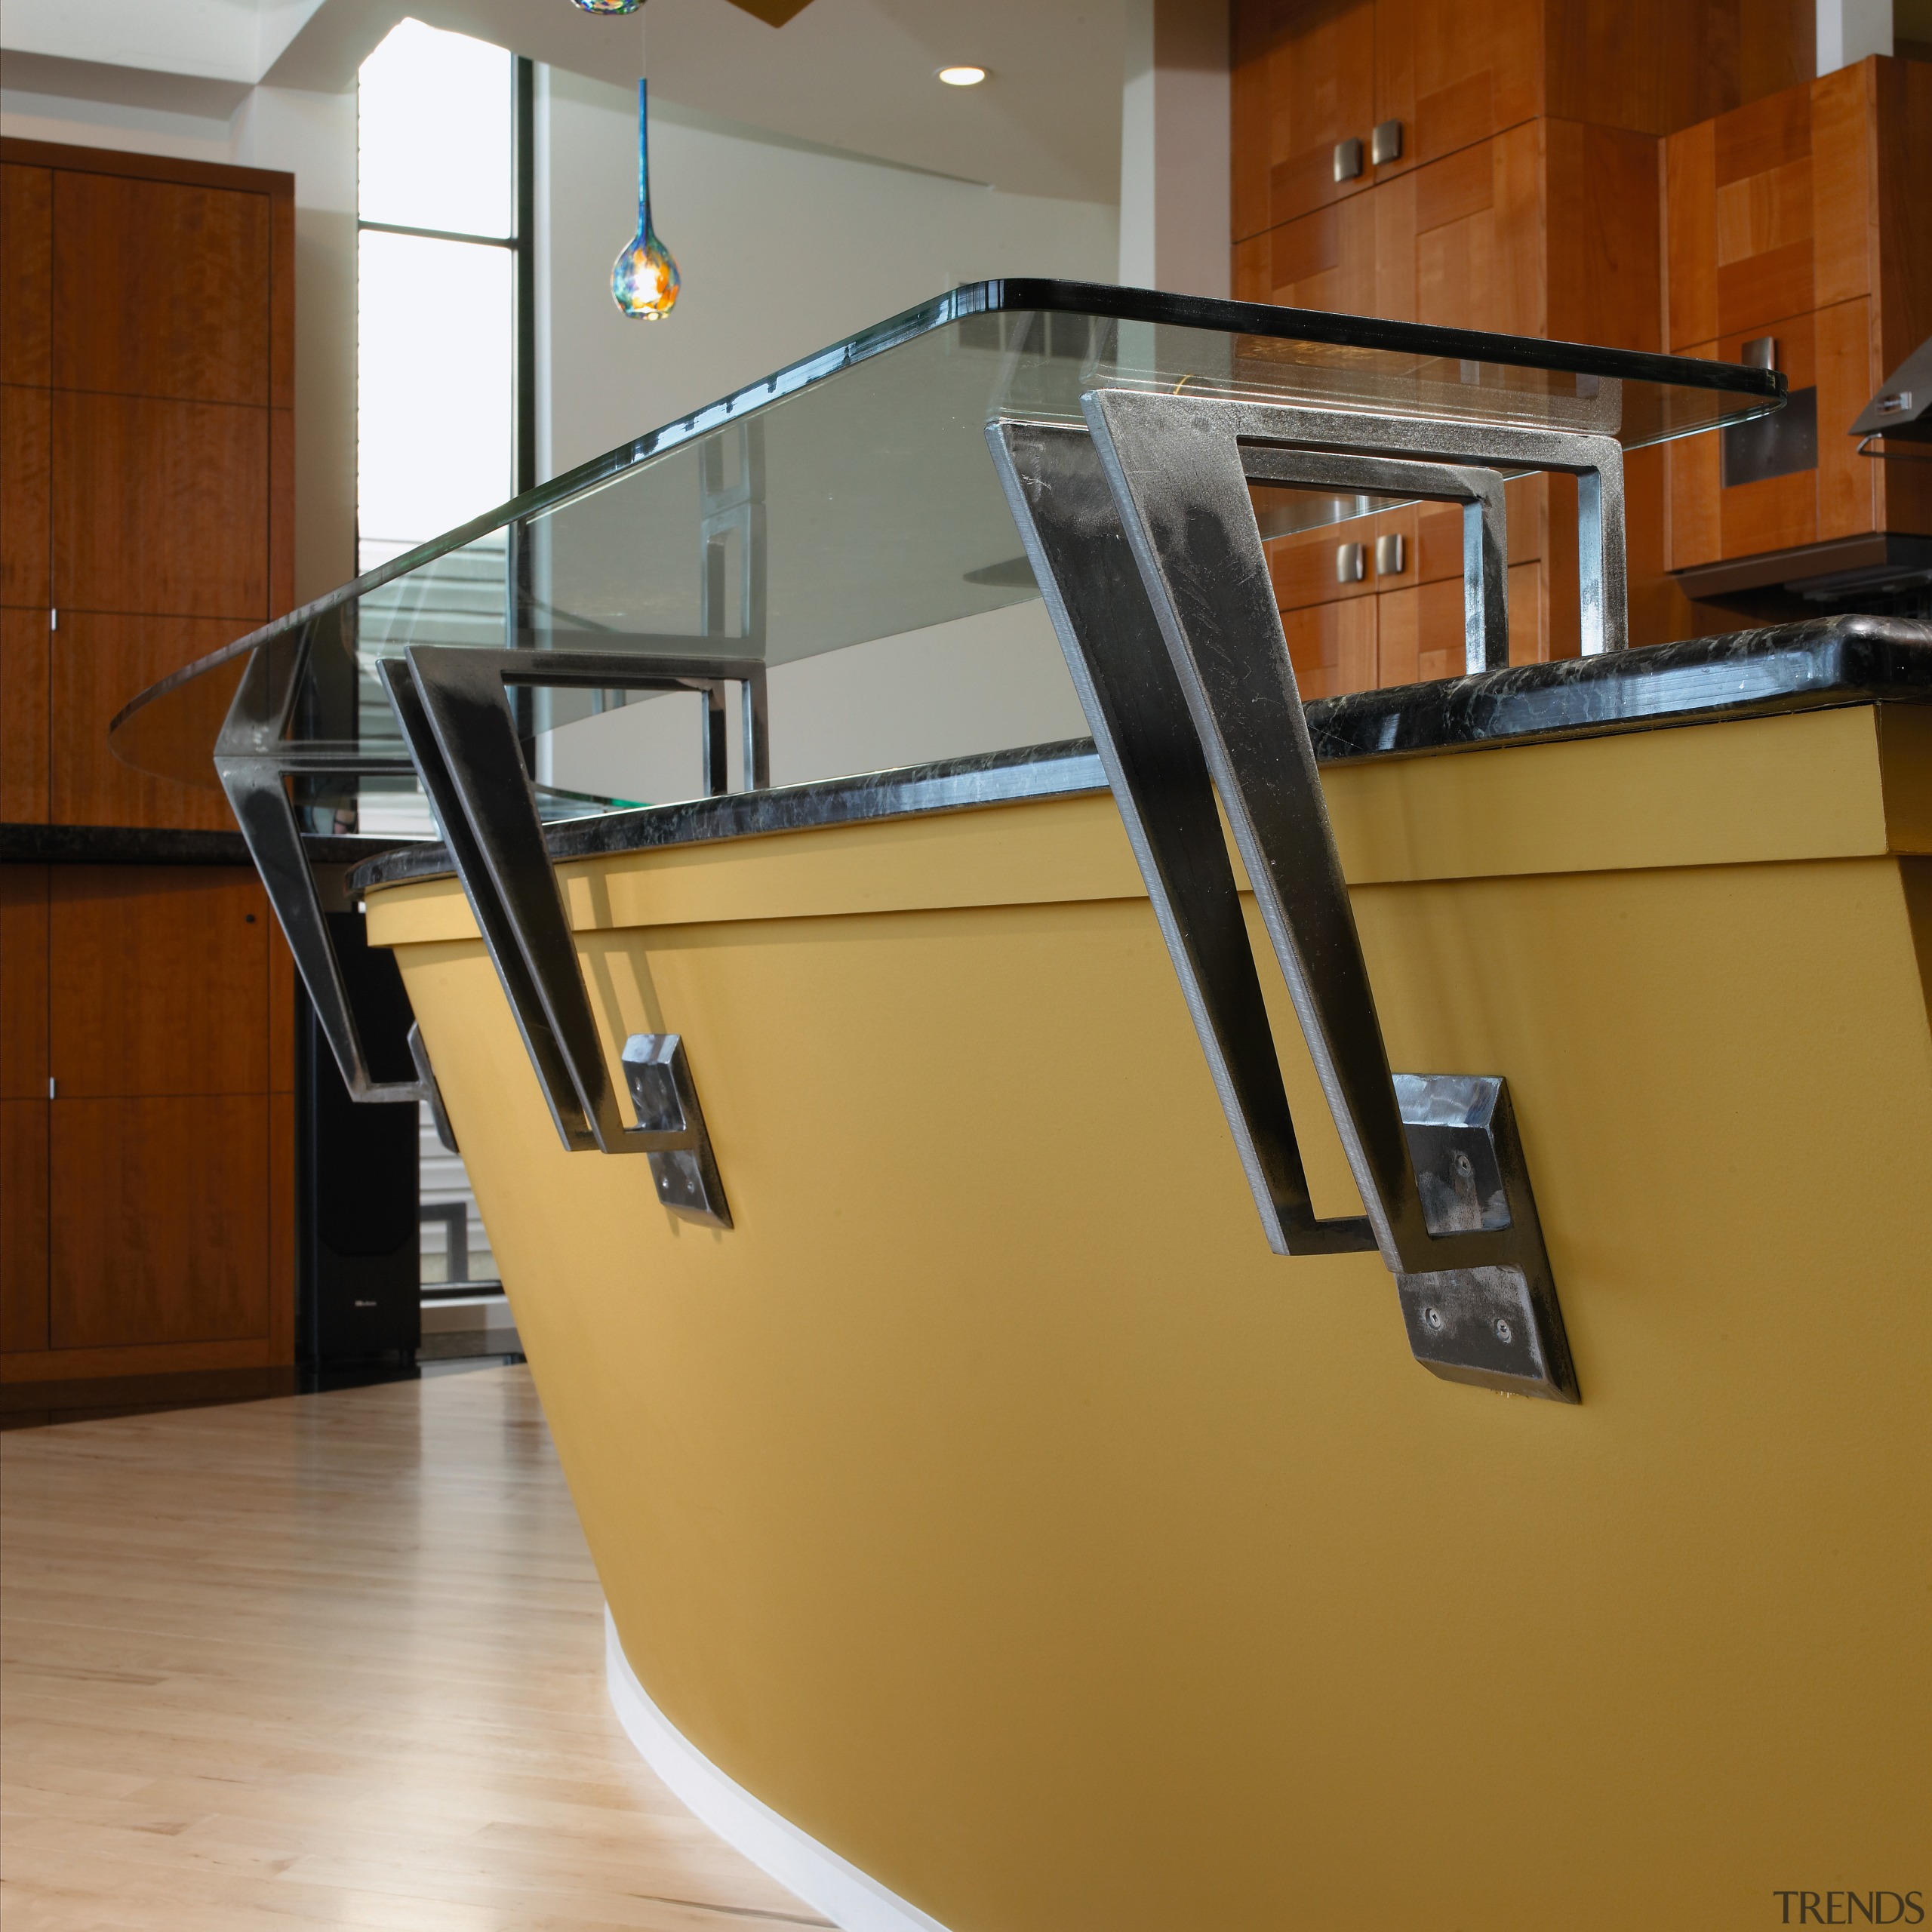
1,607 -> 50,823
1402,125 -> 1545,337
48,865 -> 269,1100
1,1099 -> 49,1352
49,1093 -> 269,1349
0,163 -> 51,388
1374,0 -> 1542,173
51,171 -> 270,407
1233,0 -> 1380,235
2,379 -> 48,608
51,391 -> 269,621
49,613 -> 242,831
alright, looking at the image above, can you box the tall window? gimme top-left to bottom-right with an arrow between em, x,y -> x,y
356,19 -> 533,1299
357,18 -> 528,573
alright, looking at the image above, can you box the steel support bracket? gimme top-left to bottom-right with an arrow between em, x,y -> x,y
377,647 -> 758,1225
988,401 -> 1584,1400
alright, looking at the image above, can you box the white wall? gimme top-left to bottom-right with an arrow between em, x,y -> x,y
537,69 -> 1118,476
534,69 -> 1114,801
0,78 -> 359,605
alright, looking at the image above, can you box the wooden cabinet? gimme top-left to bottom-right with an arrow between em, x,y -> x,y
0,138 -> 293,834
1663,57 -> 1932,582
1233,0 -> 1786,245
1232,0 -> 1819,696
1,139 -> 297,1404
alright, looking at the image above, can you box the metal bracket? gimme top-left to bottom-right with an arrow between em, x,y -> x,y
623,1033 -> 732,1229
988,405 -> 1581,1400
216,626 -> 430,1105
1178,392 -> 1628,657
408,1022 -> 458,1153
377,648 -> 758,1220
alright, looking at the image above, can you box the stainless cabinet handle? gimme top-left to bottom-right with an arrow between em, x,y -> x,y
1333,137 -> 1364,182
1374,531 -> 1405,576
1371,118 -> 1402,165
1336,540 -> 1366,582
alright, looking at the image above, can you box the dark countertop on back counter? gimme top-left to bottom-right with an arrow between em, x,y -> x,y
347,613 -> 1931,894
0,824 -> 394,869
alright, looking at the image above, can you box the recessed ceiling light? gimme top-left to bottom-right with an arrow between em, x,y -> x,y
937,65 -> 987,86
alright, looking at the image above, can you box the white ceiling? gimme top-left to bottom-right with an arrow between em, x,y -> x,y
0,0 -> 1125,202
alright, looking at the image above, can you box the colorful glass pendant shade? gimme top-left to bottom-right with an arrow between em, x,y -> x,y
570,0 -> 644,13
613,80 -> 679,319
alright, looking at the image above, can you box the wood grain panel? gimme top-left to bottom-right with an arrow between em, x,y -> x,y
1281,597 -> 1377,698
1232,232 -> 1270,302
49,1093 -> 269,1349
1258,193 -> 1379,312
1665,118 -> 1718,349
268,1087 -> 294,1362
52,392 -> 268,620
1624,442 -> 1703,648
1717,310 -> 1817,557
50,613 -> 243,830
269,176 -> 294,412
2,382 -> 49,608
1375,574 -> 1467,685
1250,0 -> 1378,229
1713,78 -> 1810,185
0,163 -> 51,388
1667,340 -> 1723,569
1,607 -> 50,823
1716,237 -> 1813,340
269,924 -> 295,1095
1267,518 -> 1381,611
1543,0 -> 1746,138
48,866 -> 269,1099
1872,57 -> 1932,380
1715,155 -> 1810,266
1507,555 -> 1553,661
1545,121 -> 1663,349
1815,296 -> 1879,543
1372,168 -> 1418,318
1375,0 -> 1541,170
1740,0 -> 1813,108
0,1099 -> 49,1352
1413,123 -> 1543,335
1231,4 -> 1274,242
51,173 -> 269,407
269,405 -> 294,615
1,865 -> 49,1097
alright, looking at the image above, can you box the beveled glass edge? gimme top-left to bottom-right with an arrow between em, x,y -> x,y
343,615 -> 1930,894
111,277 -> 1785,746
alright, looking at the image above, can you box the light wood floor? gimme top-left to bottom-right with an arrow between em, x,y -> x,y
1,1365 -> 831,1930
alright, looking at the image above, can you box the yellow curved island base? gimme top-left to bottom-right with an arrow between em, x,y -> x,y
366,702 -> 1932,1932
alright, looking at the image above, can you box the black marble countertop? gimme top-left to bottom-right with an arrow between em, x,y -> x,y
348,614 -> 1930,893
0,823 -> 389,869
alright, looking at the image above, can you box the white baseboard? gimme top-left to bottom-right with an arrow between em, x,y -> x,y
603,1607 -> 954,1932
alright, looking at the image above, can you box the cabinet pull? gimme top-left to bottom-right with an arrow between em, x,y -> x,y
1333,137 -> 1363,182
1336,540 -> 1366,582
1374,532 -> 1404,575
1371,118 -> 1403,165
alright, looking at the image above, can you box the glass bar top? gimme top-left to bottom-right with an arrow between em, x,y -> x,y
111,279 -> 1782,823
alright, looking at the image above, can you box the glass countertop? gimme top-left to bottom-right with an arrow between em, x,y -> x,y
110,279 -> 1782,833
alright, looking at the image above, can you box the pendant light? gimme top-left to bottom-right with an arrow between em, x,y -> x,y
568,0 -> 680,318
